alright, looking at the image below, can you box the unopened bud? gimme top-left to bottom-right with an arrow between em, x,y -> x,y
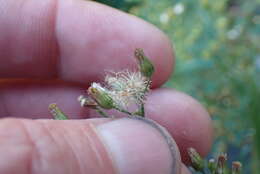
208,158 -> 216,173
232,161 -> 242,174
88,83 -> 114,109
188,148 -> 204,171
78,95 -> 98,109
134,48 -> 154,78
216,154 -> 227,174
48,103 -> 68,120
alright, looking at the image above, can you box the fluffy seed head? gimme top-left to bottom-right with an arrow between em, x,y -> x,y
105,70 -> 150,109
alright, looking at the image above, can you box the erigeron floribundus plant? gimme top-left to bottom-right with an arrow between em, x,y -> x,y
79,48 -> 154,118
49,48 -> 154,119
48,49 -> 242,174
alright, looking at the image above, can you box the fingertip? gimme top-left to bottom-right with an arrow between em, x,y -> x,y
0,0 -> 174,86
97,117 -> 181,174
56,0 -> 174,87
0,116 -> 182,174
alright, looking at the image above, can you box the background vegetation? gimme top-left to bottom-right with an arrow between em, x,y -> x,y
94,0 -> 260,173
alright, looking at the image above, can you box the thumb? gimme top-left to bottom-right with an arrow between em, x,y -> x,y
0,117 -> 182,174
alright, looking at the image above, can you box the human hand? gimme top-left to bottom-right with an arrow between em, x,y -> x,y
0,0 -> 213,173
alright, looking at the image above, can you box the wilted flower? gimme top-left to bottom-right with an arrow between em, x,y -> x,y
76,49 -> 153,117
105,70 -> 149,110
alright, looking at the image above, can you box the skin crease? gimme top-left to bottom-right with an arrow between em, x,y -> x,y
0,0 -> 213,173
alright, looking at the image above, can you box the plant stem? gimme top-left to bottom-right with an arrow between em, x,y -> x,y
136,78 -> 151,117
114,107 -> 133,116
95,107 -> 110,117
140,103 -> 145,116
134,104 -> 145,117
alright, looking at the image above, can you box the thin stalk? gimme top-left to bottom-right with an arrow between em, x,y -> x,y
114,107 -> 133,116
133,104 -> 144,117
136,78 -> 151,117
95,107 -> 110,118
138,103 -> 145,117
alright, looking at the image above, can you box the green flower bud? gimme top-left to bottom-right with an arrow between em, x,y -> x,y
48,103 -> 68,120
208,158 -> 217,173
88,84 -> 114,109
134,48 -> 155,78
188,148 -> 205,172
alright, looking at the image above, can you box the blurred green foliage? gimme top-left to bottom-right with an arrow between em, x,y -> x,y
95,0 -> 260,173
94,0 -> 141,11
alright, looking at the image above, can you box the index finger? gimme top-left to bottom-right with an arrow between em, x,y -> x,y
0,0 -> 174,87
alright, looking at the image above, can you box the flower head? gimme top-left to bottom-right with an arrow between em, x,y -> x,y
78,49 -> 154,117
105,70 -> 150,110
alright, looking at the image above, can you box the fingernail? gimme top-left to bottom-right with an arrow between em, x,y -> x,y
96,117 -> 181,174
